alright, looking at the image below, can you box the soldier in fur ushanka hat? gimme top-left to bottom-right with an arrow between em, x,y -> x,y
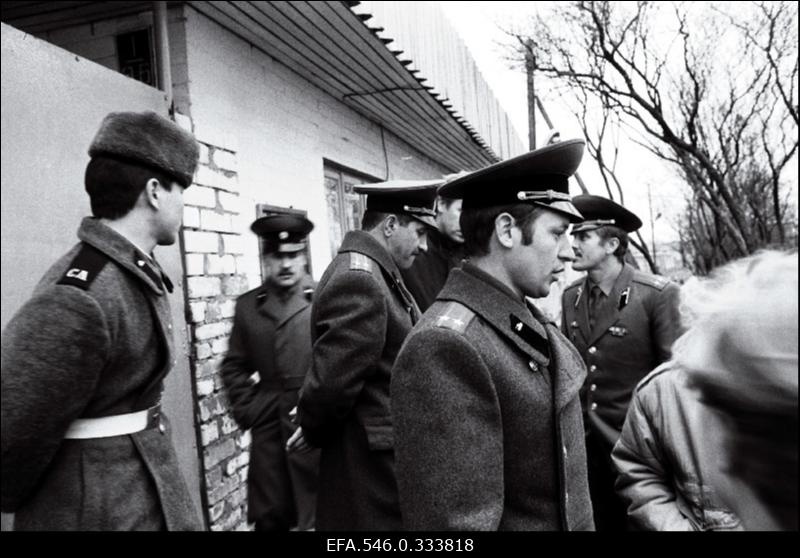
1,110 -> 202,530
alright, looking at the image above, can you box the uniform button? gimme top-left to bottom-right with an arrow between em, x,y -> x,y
590,384 -> 597,392
529,360 -> 537,370
591,402 -> 598,411
137,259 -> 146,267
562,446 -> 568,458
167,323 -> 172,330
589,364 -> 597,372
570,321 -> 578,328
588,346 -> 597,355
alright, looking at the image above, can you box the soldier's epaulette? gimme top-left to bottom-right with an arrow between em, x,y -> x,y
632,271 -> 670,290
434,302 -> 475,334
634,362 -> 674,393
56,243 -> 109,291
349,252 -> 374,273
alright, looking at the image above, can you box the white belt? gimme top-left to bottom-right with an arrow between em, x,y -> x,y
64,406 -> 162,439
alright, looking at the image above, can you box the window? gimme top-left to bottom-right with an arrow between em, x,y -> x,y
116,29 -> 156,87
255,204 -> 313,280
323,162 -> 378,258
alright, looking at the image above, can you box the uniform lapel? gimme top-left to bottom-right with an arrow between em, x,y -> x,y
588,264 -> 634,346
547,324 -> 589,412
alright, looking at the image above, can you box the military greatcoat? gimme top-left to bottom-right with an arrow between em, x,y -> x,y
297,230 -> 420,531
392,264 -> 594,531
220,276 -> 320,530
1,217 -> 202,530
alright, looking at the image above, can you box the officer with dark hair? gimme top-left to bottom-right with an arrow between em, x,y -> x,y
392,141 -> 595,530
220,214 -> 320,531
561,194 -> 682,531
1,110 -> 202,530
290,180 -> 438,530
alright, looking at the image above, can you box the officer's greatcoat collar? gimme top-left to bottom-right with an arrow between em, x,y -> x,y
257,274 -> 314,327
438,263 -> 551,368
438,264 -> 587,411
77,217 -> 171,295
576,263 -> 636,345
338,230 -> 421,320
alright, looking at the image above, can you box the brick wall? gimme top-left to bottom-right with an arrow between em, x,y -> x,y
178,115 -> 251,531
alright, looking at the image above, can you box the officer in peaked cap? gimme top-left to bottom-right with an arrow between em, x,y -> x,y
290,179 -> 438,530
221,213 -> 320,531
570,194 -> 643,234
392,140 -> 595,530
354,179 -> 440,229
561,194 -> 681,531
2,110 -> 202,530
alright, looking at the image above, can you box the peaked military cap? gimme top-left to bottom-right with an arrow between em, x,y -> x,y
438,139 -> 585,222
570,195 -> 643,233
89,110 -> 200,187
251,214 -> 314,253
354,179 -> 441,228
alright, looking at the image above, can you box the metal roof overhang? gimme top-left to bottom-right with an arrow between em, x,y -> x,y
1,1 -> 500,172
186,1 -> 499,172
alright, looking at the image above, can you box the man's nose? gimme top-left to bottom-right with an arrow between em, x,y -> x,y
560,237 -> 576,262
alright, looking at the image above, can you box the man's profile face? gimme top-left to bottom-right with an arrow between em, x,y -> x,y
265,250 -> 306,289
389,219 -> 428,269
571,229 -> 609,271
507,210 -> 574,298
154,180 -> 185,246
436,198 -> 464,243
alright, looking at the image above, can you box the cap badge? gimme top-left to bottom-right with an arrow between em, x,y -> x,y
279,231 -> 289,240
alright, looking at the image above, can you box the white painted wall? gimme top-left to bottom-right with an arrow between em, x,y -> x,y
182,8 -> 452,284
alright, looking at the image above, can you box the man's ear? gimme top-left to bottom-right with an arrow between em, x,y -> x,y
494,212 -> 516,249
144,178 -> 160,210
383,214 -> 398,237
604,236 -> 620,255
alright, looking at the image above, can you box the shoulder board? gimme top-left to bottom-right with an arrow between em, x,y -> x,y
564,277 -> 583,291
349,252 -> 373,273
434,301 -> 475,334
635,362 -> 673,393
56,244 -> 109,291
632,271 -> 670,290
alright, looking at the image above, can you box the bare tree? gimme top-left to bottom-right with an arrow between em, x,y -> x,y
508,1 -> 798,274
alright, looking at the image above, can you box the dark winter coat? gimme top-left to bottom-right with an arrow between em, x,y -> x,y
400,227 -> 464,312
392,264 -> 594,531
1,217 -> 202,531
220,276 -> 320,529
297,230 -> 420,530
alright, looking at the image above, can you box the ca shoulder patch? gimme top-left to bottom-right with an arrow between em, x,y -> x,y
434,302 -> 475,333
349,252 -> 373,273
57,243 -> 109,291
633,271 -> 670,290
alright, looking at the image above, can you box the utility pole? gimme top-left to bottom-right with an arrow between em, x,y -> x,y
525,39 -> 536,150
